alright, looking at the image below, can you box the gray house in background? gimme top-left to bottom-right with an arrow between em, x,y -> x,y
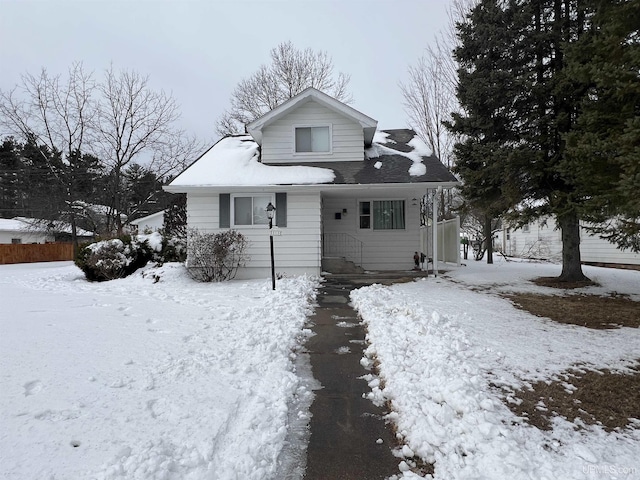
165,88 -> 458,279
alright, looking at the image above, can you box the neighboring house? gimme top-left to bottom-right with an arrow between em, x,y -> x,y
497,217 -> 640,268
0,217 -> 94,244
165,88 -> 459,279
130,210 -> 165,233
0,218 -> 53,244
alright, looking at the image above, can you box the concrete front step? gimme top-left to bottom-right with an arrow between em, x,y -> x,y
321,256 -> 365,274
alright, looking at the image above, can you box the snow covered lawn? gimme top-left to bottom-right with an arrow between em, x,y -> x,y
0,261 -> 317,479
2,258 -> 638,480
352,259 -> 640,480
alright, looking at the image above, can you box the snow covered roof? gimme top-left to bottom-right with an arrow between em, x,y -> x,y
167,130 -> 458,190
168,135 -> 336,187
0,217 -> 94,237
0,218 -> 31,232
247,87 -> 378,146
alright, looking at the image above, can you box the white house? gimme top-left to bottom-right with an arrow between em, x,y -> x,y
498,217 -> 640,268
0,218 -> 53,244
0,217 -> 94,244
164,88 -> 459,279
130,210 -> 165,233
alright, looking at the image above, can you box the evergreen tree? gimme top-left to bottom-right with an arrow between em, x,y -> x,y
449,0 -> 636,281
164,194 -> 186,237
563,0 -> 640,252
0,137 -> 23,217
448,0 -> 526,263
20,135 -> 67,220
508,0 -> 592,281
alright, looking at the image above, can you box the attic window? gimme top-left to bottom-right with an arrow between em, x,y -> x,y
295,126 -> 330,153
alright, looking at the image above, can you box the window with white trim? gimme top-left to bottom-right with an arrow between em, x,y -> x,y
294,126 -> 330,153
232,194 -> 273,226
359,200 -> 406,230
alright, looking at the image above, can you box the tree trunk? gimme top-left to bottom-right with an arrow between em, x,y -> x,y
558,210 -> 590,282
70,212 -> 79,256
485,215 -> 493,264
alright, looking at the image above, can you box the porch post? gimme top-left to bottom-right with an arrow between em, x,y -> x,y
432,188 -> 439,276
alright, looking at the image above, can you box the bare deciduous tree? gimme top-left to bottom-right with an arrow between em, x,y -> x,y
94,66 -> 182,234
401,0 -> 478,232
400,0 -> 477,169
400,42 -> 457,169
0,62 -> 96,248
216,41 -> 352,136
2,63 -> 206,238
148,131 -> 204,180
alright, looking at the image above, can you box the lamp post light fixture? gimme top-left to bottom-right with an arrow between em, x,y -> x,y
266,202 -> 276,290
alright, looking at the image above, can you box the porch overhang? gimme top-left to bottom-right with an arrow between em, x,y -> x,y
164,181 -> 459,196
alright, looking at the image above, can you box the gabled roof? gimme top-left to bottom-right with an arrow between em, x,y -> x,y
247,87 -> 378,146
165,130 -> 458,190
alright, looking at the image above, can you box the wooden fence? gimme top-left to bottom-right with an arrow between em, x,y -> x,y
0,243 -> 75,265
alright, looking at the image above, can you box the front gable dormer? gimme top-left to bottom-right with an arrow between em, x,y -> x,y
247,88 -> 377,164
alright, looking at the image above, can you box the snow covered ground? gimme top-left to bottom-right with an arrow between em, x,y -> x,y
0,262 -> 318,480
1,259 -> 638,480
352,258 -> 640,480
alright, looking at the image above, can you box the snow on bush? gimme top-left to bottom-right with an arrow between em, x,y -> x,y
75,232 -> 185,281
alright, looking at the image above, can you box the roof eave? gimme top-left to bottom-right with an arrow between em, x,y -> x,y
164,180 -> 459,194
247,87 -> 377,145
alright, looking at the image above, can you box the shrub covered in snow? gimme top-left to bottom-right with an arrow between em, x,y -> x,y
75,231 -> 187,281
75,236 -> 153,281
186,229 -> 249,282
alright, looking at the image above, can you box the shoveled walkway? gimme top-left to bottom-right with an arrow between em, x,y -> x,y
303,272 -> 429,480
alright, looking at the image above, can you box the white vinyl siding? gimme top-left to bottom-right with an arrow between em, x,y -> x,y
322,194 -> 421,271
498,216 -> 640,266
186,193 -> 219,233
261,100 -> 364,163
186,191 -> 322,278
580,226 -> 640,266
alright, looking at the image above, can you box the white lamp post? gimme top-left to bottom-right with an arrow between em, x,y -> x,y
266,202 -> 276,290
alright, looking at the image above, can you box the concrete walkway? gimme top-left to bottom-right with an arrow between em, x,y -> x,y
303,272 -> 429,480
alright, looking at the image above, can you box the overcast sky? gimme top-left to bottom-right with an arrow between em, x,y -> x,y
1,0 -> 453,146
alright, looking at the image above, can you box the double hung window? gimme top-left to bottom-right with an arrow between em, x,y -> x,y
359,200 -> 405,230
